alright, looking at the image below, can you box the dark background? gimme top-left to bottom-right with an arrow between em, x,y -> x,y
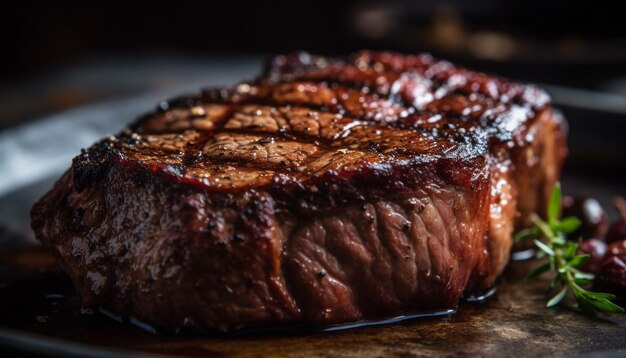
1,0 -> 626,143
3,0 -> 626,81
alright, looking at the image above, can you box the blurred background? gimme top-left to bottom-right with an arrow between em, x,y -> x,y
2,0 -> 626,128
1,0 -> 626,242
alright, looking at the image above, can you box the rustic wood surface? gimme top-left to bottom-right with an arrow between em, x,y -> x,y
1,246 -> 625,358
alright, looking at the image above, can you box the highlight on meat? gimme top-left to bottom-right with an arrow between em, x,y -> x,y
31,51 -> 567,332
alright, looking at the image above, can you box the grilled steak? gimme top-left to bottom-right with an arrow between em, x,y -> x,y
31,51 -> 567,332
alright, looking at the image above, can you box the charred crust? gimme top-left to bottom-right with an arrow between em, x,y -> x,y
68,207 -> 86,233
29,50 -> 565,333
71,142 -> 113,193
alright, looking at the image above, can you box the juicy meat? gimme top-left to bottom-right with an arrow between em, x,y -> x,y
31,51 -> 567,332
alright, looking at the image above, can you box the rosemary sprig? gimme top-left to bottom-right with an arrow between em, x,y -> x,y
515,183 -> 624,315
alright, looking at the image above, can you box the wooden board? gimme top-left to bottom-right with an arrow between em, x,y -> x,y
1,246 -> 625,358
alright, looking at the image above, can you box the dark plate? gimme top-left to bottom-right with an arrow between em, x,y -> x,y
0,83 -> 625,357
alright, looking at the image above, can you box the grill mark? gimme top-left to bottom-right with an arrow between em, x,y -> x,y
193,83 -> 521,146
114,135 -> 461,193
96,51 -> 524,191
258,53 -> 543,142
192,80 -> 509,128
139,52 -> 541,153
126,107 -> 469,181
199,90 -> 410,128
195,128 -> 449,172
135,99 -> 468,150
211,106 -> 470,153
268,51 -> 548,109
132,83 -> 518,171
200,81 -> 502,124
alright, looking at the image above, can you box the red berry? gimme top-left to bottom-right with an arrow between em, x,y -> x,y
562,196 -> 608,240
596,256 -> 626,296
578,238 -> 608,274
606,240 -> 626,262
607,197 -> 626,244
607,219 -> 626,244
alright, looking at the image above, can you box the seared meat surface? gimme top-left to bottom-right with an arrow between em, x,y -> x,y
31,51 -> 567,332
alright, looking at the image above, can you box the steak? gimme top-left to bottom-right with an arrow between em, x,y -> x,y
31,51 -> 567,332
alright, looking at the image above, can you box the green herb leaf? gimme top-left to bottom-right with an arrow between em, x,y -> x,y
574,277 -> 591,286
547,286 -> 568,308
514,227 -> 538,243
585,293 -> 625,313
563,243 -> 577,260
568,254 -> 590,268
547,182 -> 562,224
534,239 -> 555,256
514,182 -> 624,316
558,216 -> 582,234
576,296 -> 597,316
573,271 -> 595,281
585,291 -> 616,300
595,300 -> 624,313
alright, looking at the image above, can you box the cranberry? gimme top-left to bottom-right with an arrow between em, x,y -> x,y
607,197 -> 626,244
596,256 -> 626,296
562,196 -> 608,240
607,220 -> 626,244
606,240 -> 626,262
577,239 -> 608,274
